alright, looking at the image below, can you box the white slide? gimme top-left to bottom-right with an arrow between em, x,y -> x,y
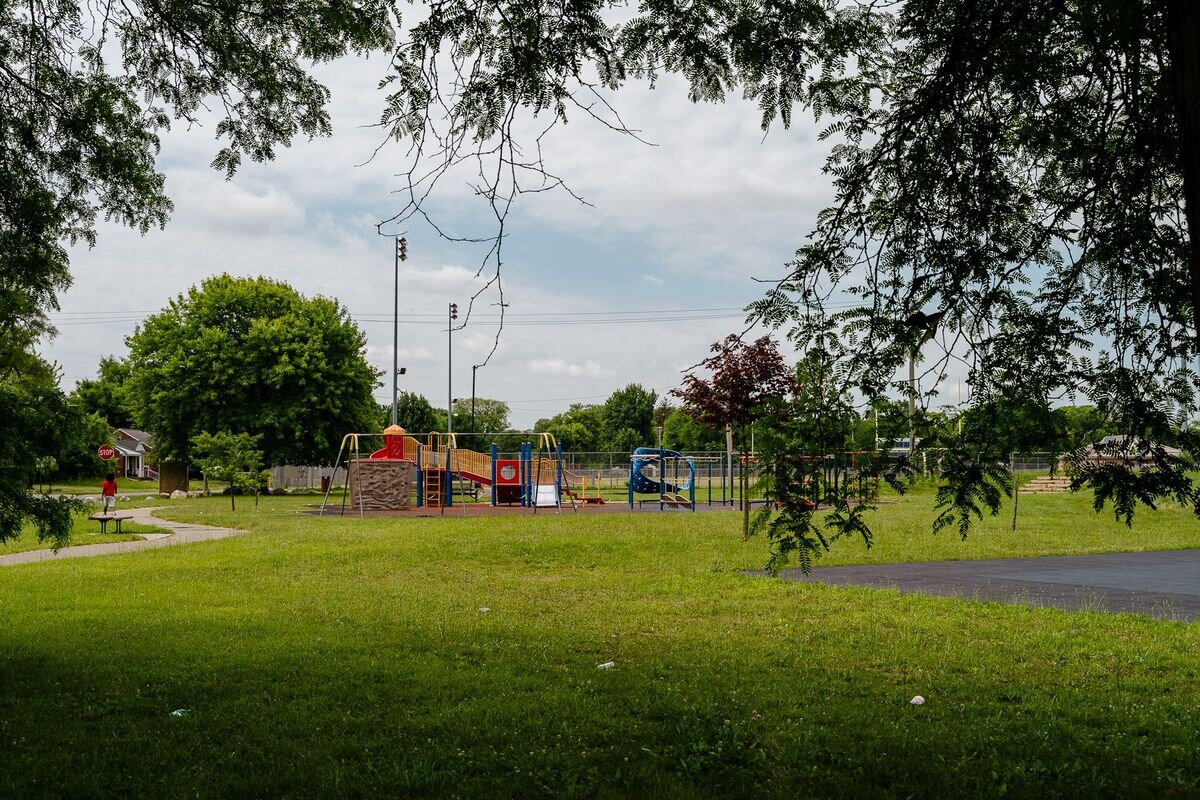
535,484 -> 558,507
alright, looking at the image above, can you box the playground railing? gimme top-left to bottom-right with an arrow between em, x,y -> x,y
452,448 -> 493,481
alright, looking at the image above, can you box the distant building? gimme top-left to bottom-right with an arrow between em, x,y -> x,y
878,437 -> 921,457
113,428 -> 155,479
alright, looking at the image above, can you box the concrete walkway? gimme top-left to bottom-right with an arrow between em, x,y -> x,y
0,507 -> 245,567
774,549 -> 1200,622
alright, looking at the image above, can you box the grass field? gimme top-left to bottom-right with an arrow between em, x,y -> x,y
0,503 -> 174,556
1,489 -> 1197,798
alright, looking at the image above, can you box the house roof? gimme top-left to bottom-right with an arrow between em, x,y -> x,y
113,440 -> 144,457
116,428 -> 153,447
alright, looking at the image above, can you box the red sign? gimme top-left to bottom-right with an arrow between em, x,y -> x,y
97,445 -> 116,461
495,459 -> 520,485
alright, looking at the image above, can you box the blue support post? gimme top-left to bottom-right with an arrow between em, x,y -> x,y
627,452 -> 634,510
491,443 -> 499,506
689,461 -> 696,512
521,442 -> 531,508
445,445 -> 453,506
659,445 -> 665,511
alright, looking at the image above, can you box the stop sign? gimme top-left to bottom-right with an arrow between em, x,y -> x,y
97,444 -> 116,461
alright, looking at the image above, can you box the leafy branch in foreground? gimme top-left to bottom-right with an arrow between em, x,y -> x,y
3,0 -> 396,541
752,346 -> 910,573
382,0 -> 1199,532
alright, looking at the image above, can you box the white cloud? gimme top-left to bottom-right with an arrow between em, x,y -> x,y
40,47 -> 866,429
169,169 -> 306,234
397,264 -> 486,294
527,358 -> 614,378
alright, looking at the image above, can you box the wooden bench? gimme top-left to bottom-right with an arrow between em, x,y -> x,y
88,513 -> 134,535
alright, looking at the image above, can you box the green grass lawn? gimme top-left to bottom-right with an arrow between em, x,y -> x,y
0,506 -> 171,555
0,491 -> 1196,798
44,476 -> 163,494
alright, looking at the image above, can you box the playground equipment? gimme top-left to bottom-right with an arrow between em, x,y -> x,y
628,447 -> 696,510
529,433 -> 576,513
320,427 -> 589,515
561,465 -> 606,504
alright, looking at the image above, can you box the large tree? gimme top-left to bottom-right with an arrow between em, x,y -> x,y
0,357 -> 81,545
601,384 -> 657,451
661,407 -> 724,452
534,403 -> 605,453
3,1 -> 395,535
379,0 -> 1199,534
674,335 -> 795,538
72,356 -> 135,429
125,275 -> 380,466
382,391 -> 443,434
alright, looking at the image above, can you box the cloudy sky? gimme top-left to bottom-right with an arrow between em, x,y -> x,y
42,49 -> 844,429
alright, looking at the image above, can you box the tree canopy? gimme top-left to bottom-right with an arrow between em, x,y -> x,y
3,0 -> 396,540
125,275 -> 379,466
601,384 -> 657,450
191,431 -> 267,512
0,359 -> 80,545
72,357 -> 135,429
675,335 -> 794,537
385,392 -> 443,435
534,404 -> 605,452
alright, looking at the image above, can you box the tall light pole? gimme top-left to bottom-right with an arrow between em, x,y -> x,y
392,236 -> 408,427
471,364 -> 479,433
447,301 -> 458,433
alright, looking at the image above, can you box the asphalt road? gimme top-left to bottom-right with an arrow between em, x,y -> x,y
774,549 -> 1200,622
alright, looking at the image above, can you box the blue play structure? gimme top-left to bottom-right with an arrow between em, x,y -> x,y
628,447 -> 696,510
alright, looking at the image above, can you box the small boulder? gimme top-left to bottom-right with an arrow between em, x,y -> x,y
170,489 -> 187,500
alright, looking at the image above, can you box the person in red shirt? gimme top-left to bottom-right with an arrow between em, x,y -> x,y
101,473 -> 118,513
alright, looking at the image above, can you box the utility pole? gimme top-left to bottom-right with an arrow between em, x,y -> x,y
392,236 -> 407,427
447,301 -> 458,433
471,364 -> 479,432
909,354 -> 916,458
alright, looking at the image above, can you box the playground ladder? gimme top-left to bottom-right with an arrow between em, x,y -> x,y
424,469 -> 444,508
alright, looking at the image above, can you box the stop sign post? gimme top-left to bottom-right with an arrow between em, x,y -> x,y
97,444 -> 116,461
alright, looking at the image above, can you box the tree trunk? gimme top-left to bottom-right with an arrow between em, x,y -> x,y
741,425 -> 751,540
741,452 -> 750,540
1010,452 -> 1019,531
1166,0 -> 1200,334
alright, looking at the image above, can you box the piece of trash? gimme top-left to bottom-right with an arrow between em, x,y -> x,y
478,607 -> 490,613
910,696 -> 925,706
170,708 -> 189,717
596,661 -> 615,670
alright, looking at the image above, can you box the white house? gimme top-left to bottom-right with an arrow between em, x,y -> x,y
113,428 -> 155,479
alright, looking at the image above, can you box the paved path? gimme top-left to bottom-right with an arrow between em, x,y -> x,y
0,507 -> 245,567
774,549 -> 1200,622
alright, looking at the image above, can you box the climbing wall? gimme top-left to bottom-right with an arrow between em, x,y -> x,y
348,459 -> 414,510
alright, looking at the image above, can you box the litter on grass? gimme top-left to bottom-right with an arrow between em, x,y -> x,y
910,696 -> 925,706
170,708 -> 189,717
478,607 -> 490,613
597,661 -> 615,670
